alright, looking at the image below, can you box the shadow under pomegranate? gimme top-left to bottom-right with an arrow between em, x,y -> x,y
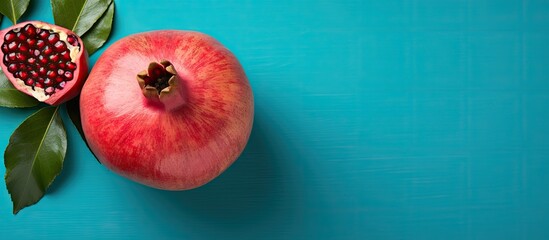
122,106 -> 304,232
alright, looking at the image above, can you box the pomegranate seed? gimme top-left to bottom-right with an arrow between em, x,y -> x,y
67,35 -> 77,45
4,32 -> 16,42
18,43 -> 29,52
30,70 -> 38,78
7,53 -> 16,61
27,57 -> 36,64
38,67 -> 47,75
23,24 -> 37,37
57,69 -> 64,75
7,64 -> 17,72
19,64 -> 27,71
45,87 -> 55,94
59,62 -> 66,69
54,41 -> 67,51
15,53 -> 26,61
25,79 -> 34,86
64,71 -> 73,80
48,63 -> 56,69
60,51 -> 71,60
38,30 -> 49,40
55,76 -> 64,83
47,70 -> 56,78
38,55 -> 48,64
1,44 -> 8,53
47,34 -> 59,44
43,46 -> 53,55
16,32 -> 26,41
19,71 -> 29,80
33,49 -> 40,56
8,42 -> 17,51
49,54 -> 60,62
36,40 -> 46,49
67,62 -> 77,70
57,81 -> 66,89
43,78 -> 51,85
27,38 -> 37,46
35,82 -> 44,88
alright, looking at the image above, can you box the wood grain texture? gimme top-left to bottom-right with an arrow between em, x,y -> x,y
1,0 -> 549,239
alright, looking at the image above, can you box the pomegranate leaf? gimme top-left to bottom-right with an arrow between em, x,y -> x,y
0,69 -> 39,108
82,1 -> 115,55
0,0 -> 29,24
4,106 -> 66,214
66,96 -> 100,163
50,0 -> 112,36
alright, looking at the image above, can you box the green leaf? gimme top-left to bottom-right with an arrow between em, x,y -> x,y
66,97 -> 100,163
4,106 -> 67,214
50,0 -> 112,36
82,1 -> 115,55
0,0 -> 29,24
65,97 -> 83,139
0,69 -> 39,108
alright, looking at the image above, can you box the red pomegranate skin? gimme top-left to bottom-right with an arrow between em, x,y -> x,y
80,31 -> 254,190
0,21 -> 88,105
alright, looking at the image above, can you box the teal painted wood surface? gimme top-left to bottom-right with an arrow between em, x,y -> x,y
1,0 -> 549,239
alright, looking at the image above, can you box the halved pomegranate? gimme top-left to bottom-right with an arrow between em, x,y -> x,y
0,21 -> 88,105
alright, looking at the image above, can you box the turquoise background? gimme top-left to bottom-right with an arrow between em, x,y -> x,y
1,0 -> 549,239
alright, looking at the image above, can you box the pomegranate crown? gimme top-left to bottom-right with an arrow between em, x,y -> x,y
136,60 -> 186,111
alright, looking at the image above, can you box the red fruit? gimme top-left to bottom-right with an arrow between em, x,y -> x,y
80,31 -> 254,190
0,21 -> 88,105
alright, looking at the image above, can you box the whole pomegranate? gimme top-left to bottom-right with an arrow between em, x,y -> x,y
0,21 -> 88,105
80,31 -> 254,190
